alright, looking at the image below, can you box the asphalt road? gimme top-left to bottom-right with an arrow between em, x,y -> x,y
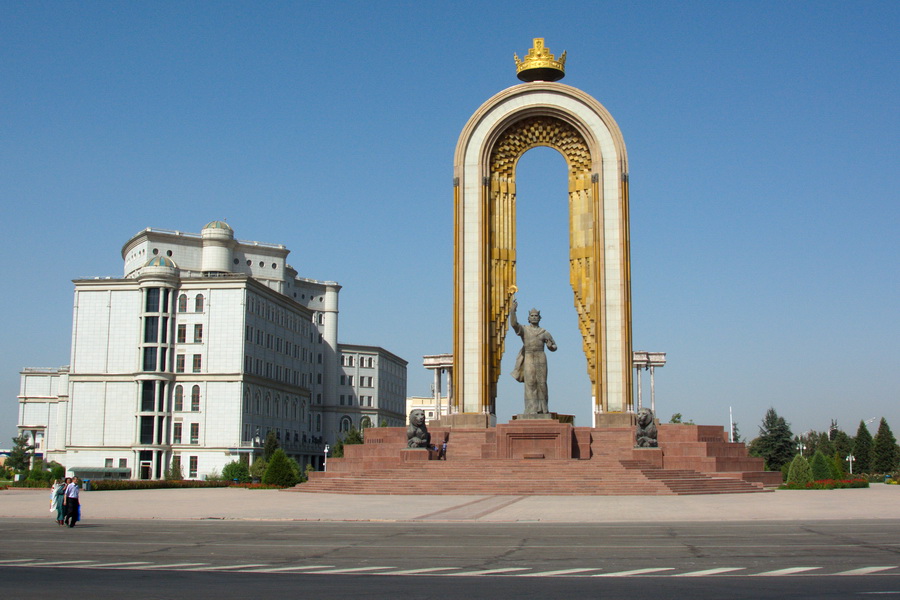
3,518 -> 899,598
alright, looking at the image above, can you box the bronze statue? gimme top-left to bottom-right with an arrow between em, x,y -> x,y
509,300 -> 557,414
407,409 -> 431,448
635,408 -> 659,447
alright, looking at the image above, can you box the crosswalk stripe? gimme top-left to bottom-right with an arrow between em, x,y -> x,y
140,563 -> 209,570
836,566 -> 898,576
237,565 -> 334,573
521,568 -> 602,577
77,562 -> 153,568
593,568 -> 675,577
311,566 -> 395,574
183,564 -> 269,571
379,567 -> 462,575
753,567 -> 821,576
446,567 -> 531,576
675,568 -> 746,577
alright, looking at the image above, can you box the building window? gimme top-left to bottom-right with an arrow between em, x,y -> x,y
140,416 -> 154,445
339,395 -> 345,406
105,458 -> 113,468
190,423 -> 199,444
178,294 -> 187,312
194,324 -> 203,343
340,416 -> 352,432
119,458 -> 127,468
245,326 -> 252,342
142,347 -> 157,372
177,324 -> 186,344
141,381 -> 155,412
176,354 -> 185,373
189,456 -> 198,478
191,385 -> 200,411
145,288 -> 160,312
194,294 -> 204,313
144,317 -> 159,343
173,422 -> 182,444
347,375 -> 354,387
192,354 -> 201,373
315,414 -> 321,432
174,385 -> 183,411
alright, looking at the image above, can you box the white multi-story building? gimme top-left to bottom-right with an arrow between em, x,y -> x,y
16,221 -> 406,480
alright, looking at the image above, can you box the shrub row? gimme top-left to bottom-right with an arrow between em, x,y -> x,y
89,479 -> 231,491
780,478 -> 870,490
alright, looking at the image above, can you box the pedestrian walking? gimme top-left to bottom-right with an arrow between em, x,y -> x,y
50,479 -> 66,526
62,476 -> 80,527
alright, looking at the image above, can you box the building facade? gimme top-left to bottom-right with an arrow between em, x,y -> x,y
17,221 -> 406,479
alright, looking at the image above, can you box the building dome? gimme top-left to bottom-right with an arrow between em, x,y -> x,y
144,255 -> 178,269
203,220 -> 233,232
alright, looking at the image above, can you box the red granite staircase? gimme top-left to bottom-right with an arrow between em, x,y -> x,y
292,422 -> 779,496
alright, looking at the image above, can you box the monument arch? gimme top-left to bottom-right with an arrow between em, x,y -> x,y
452,49 -> 633,425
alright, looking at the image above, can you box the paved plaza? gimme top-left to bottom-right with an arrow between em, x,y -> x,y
2,485 -> 899,523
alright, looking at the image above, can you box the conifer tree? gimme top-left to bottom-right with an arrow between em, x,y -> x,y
872,418 -> 900,473
809,451 -> 832,481
262,449 -> 299,487
787,454 -> 812,486
748,408 -> 795,471
853,420 -> 874,473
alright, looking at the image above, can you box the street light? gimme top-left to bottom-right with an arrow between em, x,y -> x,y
846,454 -> 856,475
797,441 -> 807,456
323,444 -> 330,472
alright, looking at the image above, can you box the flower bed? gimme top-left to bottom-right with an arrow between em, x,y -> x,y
780,478 -> 869,490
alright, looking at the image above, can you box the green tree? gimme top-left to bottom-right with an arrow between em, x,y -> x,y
6,434 -> 33,472
731,421 -> 741,443
249,457 -> 267,481
263,430 -> 280,461
786,454 -> 813,486
853,420 -> 874,473
872,418 -> 900,473
748,408 -> 795,472
262,449 -> 300,487
809,451 -> 832,481
222,460 -> 251,483
830,452 -> 846,479
164,459 -> 184,480
830,425 -> 853,470
331,427 -> 364,459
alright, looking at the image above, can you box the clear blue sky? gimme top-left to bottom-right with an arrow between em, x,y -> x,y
2,1 -> 897,446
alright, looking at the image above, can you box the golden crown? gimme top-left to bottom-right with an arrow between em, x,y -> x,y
514,38 -> 566,82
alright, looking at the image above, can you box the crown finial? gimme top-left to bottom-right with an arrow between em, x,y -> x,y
514,38 -> 566,82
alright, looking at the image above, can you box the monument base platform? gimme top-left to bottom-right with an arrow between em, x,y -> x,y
431,413 -> 495,429
297,422 -> 782,496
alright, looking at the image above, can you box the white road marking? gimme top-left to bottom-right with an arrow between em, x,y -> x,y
753,567 -> 822,576
675,567 -> 746,577
0,559 -> 34,564
379,567 -> 462,575
593,568 -> 676,577
310,566 -> 395,574
836,566 -> 898,576
521,568 -> 602,577
77,562 -> 153,568
236,565 -> 334,573
139,562 -> 209,569
446,567 -> 531,576
183,563 -> 269,571
27,560 -> 94,567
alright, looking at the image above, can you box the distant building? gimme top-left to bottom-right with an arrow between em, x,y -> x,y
16,221 -> 406,479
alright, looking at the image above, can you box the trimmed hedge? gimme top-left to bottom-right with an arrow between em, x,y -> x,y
780,478 -> 869,490
89,479 -> 231,491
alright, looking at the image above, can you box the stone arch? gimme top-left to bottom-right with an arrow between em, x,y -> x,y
452,82 -> 633,424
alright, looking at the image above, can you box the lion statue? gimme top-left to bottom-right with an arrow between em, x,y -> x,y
635,407 -> 658,448
407,409 -> 431,449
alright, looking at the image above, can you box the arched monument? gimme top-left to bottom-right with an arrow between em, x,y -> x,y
451,39 -> 633,427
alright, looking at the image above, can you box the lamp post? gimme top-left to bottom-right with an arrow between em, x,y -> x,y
323,444 -> 330,472
797,441 -> 807,457
846,454 -> 855,475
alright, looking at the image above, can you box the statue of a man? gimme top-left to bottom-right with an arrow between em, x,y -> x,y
509,300 -> 557,414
